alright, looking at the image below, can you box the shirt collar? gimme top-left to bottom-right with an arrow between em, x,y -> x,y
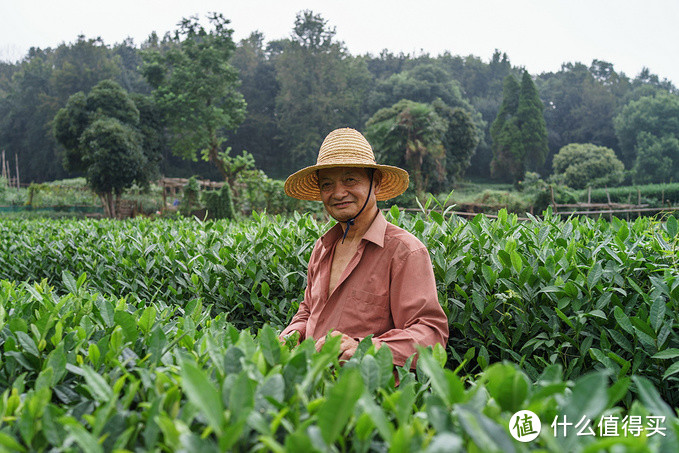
320,210 -> 387,250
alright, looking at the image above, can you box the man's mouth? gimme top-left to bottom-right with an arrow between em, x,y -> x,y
333,201 -> 353,208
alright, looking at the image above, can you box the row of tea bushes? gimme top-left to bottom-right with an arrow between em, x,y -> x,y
0,280 -> 677,451
0,210 -> 678,405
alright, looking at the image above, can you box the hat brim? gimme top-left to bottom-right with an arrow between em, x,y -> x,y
284,163 -> 409,201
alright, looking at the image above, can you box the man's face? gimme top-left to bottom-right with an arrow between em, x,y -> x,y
317,167 -> 377,222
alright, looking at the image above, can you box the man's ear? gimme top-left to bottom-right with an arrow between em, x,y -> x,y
373,169 -> 382,196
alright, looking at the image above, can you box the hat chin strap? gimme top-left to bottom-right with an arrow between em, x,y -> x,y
341,171 -> 374,244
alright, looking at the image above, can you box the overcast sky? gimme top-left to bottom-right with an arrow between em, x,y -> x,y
1,0 -> 678,85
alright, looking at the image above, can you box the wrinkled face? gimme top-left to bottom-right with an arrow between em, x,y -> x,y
317,167 -> 379,222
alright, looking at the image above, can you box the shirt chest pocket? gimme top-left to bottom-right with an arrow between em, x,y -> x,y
339,289 -> 391,336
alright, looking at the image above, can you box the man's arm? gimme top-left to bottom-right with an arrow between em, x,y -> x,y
279,286 -> 311,340
373,247 -> 449,367
279,242 -> 319,341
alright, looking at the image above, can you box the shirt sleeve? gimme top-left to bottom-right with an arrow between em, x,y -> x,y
280,240 -> 320,340
373,247 -> 449,367
280,281 -> 311,339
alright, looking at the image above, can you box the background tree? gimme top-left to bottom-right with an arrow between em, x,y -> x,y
613,93 -> 679,170
80,118 -> 147,216
551,143 -> 625,189
431,99 -> 479,185
274,10 -> 372,173
517,71 -> 549,173
229,32 -> 283,177
632,133 -> 679,184
490,75 -> 523,182
364,99 -> 447,195
142,13 -> 247,184
536,62 -> 624,170
53,80 -> 159,217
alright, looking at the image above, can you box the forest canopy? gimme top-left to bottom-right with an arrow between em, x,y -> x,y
0,10 -> 676,189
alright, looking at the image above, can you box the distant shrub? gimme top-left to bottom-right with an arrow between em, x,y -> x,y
203,184 -> 236,220
552,143 -> 625,189
178,176 -> 201,216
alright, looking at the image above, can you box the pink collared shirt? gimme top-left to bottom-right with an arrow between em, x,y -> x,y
281,211 -> 449,366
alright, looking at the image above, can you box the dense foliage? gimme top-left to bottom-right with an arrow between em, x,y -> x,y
141,13 -> 247,182
1,12 -> 676,186
1,210 -> 678,391
551,143 -> 625,189
490,73 -> 549,184
0,280 -> 676,451
0,212 -> 678,450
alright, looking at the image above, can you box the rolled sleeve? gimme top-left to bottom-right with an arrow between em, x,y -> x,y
375,247 -> 449,366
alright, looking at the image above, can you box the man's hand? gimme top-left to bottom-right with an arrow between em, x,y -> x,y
279,330 -> 300,347
315,331 -> 358,361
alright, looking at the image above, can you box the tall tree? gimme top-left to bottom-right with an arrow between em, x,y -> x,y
142,13 -> 247,183
632,133 -> 679,184
613,93 -> 679,168
517,71 -> 549,173
229,32 -> 282,177
53,80 -> 160,217
431,98 -> 479,185
274,10 -> 372,173
0,38 -> 129,183
51,36 -> 121,101
364,99 -> 447,195
490,75 -> 523,182
536,61 -> 626,171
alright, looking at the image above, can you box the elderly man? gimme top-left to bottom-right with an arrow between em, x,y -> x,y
279,128 -> 449,366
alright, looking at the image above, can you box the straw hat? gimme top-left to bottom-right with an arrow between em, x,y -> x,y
284,128 -> 409,201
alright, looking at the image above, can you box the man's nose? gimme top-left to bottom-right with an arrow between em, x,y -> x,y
331,182 -> 349,199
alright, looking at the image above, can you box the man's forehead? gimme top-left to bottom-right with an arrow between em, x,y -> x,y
317,167 -> 368,180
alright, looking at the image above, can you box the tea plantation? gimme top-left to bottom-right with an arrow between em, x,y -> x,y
0,209 -> 677,451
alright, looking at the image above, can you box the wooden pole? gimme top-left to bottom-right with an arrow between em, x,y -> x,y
588,187 -> 591,204
638,189 -> 642,218
550,185 -> 556,211
161,178 -> 167,213
15,153 -> 19,189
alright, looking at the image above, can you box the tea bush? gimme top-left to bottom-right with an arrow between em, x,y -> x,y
0,210 -> 678,406
0,280 -> 677,451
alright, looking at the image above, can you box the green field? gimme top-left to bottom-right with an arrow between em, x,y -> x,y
0,211 -> 678,451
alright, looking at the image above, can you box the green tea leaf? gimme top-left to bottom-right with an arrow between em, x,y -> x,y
510,250 -> 523,273
180,359 -> 225,435
666,215 -> 678,238
587,262 -> 603,289
613,306 -> 634,335
316,368 -> 364,445
662,362 -> 679,380
138,306 -> 157,335
258,324 -> 281,367
649,296 -> 666,332
15,331 -> 39,357
483,363 -> 529,413
82,365 -> 113,402
62,270 -> 78,294
0,432 -> 27,452
652,348 -> 679,359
